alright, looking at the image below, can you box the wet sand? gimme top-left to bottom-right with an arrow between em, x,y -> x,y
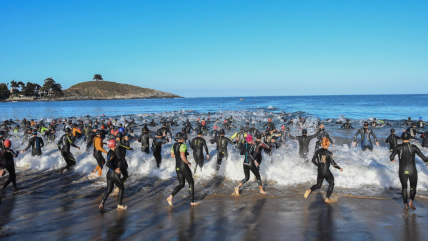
1,170 -> 428,240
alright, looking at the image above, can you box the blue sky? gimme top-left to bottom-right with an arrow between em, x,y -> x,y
0,1 -> 427,97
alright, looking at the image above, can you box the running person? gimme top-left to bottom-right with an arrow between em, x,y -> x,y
390,132 -> 428,210
288,129 -> 321,162
99,139 -> 127,210
21,130 -> 44,156
190,130 -> 210,173
210,129 -> 236,170
0,140 -> 20,192
352,121 -> 379,151
167,132 -> 199,206
304,138 -> 343,203
385,128 -> 401,152
233,135 -> 267,196
92,130 -> 107,176
152,130 -> 167,168
57,128 -> 80,174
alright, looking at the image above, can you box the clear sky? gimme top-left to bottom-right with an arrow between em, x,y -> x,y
0,1 -> 427,97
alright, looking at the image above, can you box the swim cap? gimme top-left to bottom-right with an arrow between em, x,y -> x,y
420,117 -> 423,120
108,139 -> 116,148
281,125 -> 285,130
65,128 -> 71,133
240,127 -> 244,130
32,131 -> 38,135
346,119 -> 350,122
246,135 -> 253,142
302,129 -> 307,135
390,128 -> 395,133
401,132 -> 411,140
119,127 -> 125,133
202,121 -> 205,126
96,129 -> 102,135
364,122 -> 368,126
214,125 -> 217,130
4,139 -> 11,148
321,138 -> 330,148
219,129 -> 225,135
117,132 -> 123,139
196,129 -> 202,135
156,130 -> 163,136
224,120 -> 227,123
268,118 -> 272,122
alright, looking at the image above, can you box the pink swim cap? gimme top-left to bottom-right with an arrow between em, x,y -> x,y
281,125 -> 285,130
214,125 -> 217,130
246,135 -> 253,142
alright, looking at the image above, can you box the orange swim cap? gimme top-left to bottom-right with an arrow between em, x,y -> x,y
321,138 -> 330,148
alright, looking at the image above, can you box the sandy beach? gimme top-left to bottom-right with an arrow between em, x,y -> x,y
1,169 -> 428,241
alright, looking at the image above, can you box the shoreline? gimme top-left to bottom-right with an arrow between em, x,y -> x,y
1,96 -> 183,103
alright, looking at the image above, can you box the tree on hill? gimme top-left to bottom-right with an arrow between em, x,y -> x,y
93,74 -> 103,81
41,77 -> 63,96
23,82 -> 41,96
17,81 -> 26,93
0,83 -> 10,99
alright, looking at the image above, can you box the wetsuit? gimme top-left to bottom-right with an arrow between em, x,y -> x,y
23,136 -> 44,156
310,148 -> 341,198
390,143 -> 428,204
416,120 -> 426,128
240,142 -> 262,186
210,129 -> 220,138
158,126 -> 172,141
231,131 -> 248,154
116,138 -> 132,182
254,140 -> 271,166
190,136 -> 209,170
352,128 -> 378,151
421,132 -> 428,148
84,125 -> 92,142
263,122 -> 275,130
385,134 -> 401,151
370,121 -> 378,127
93,136 -> 107,172
340,123 -> 354,129
289,130 -> 321,161
152,137 -> 166,168
170,142 -> 195,202
406,127 -> 423,139
315,128 -> 333,151
57,134 -> 77,170
101,149 -> 124,206
138,132 -> 153,154
0,149 -> 19,189
403,120 -> 414,127
183,124 -> 194,134
249,128 -> 260,137
209,136 -> 235,167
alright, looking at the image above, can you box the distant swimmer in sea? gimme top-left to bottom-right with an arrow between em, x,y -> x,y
304,138 -> 342,203
385,129 -> 401,152
167,132 -> 199,206
340,119 -> 354,129
352,122 -> 379,151
233,135 -> 267,196
390,132 -> 428,210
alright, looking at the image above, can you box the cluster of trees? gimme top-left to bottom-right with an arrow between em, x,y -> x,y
0,78 -> 64,99
0,74 -> 104,100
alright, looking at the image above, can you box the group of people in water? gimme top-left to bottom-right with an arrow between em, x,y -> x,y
0,114 -> 427,211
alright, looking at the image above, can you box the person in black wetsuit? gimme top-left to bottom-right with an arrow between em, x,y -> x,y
152,130 -> 167,168
352,122 -> 379,151
288,129 -> 321,162
210,129 -> 236,170
0,140 -> 20,192
304,138 -> 343,203
190,130 -> 210,173
263,118 -> 275,130
167,132 -> 199,206
340,119 -> 354,129
84,121 -> 93,143
158,123 -> 173,142
21,131 -> 44,156
404,123 -> 423,139
314,124 -> 333,151
385,129 -> 401,151
138,127 -> 153,154
370,118 -> 379,127
390,132 -> 428,210
402,117 -> 414,127
233,135 -> 267,196
57,128 -> 80,174
420,131 -> 428,148
416,117 -> 426,128
254,133 -> 271,169
115,132 -> 133,183
249,124 -> 260,137
210,125 -> 220,138
99,139 -> 127,210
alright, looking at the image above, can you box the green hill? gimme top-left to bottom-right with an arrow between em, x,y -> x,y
62,81 -> 181,100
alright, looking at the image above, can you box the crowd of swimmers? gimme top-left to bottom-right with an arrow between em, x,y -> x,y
0,114 -> 427,210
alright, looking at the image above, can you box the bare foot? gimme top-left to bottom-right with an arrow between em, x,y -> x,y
404,204 -> 409,210
99,204 -> 104,210
167,196 -> 173,206
409,204 -> 416,210
234,187 -> 240,196
260,190 -> 267,195
60,168 -> 67,174
304,189 -> 311,199
325,198 -> 331,204
117,205 -> 127,210
191,202 -> 200,206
